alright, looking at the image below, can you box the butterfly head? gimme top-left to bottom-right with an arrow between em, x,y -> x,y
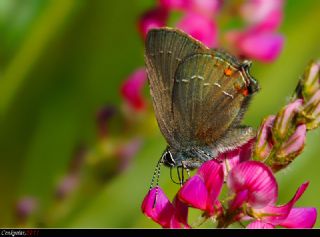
240,60 -> 260,95
160,147 -> 176,167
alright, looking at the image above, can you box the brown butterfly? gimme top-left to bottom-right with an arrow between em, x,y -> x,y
145,27 -> 259,175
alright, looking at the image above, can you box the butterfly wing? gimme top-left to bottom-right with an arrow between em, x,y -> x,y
172,51 -> 258,149
145,28 -> 207,148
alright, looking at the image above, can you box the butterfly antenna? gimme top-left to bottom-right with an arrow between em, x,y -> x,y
149,160 -> 160,191
152,160 -> 162,208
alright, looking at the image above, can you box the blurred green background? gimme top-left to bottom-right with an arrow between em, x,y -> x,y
0,0 -> 320,228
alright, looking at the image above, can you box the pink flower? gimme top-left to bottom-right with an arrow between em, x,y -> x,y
240,0 -> 284,27
159,0 -> 221,17
246,220 -> 275,229
178,160 -> 224,215
227,161 -> 278,210
247,183 -> 317,228
120,68 -> 147,111
138,7 -> 169,39
176,12 -> 218,47
141,187 -> 189,228
226,29 -> 284,62
227,161 -> 317,228
226,0 -> 284,62
219,138 -> 254,175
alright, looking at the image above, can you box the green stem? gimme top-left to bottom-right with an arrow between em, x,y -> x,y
0,0 -> 78,117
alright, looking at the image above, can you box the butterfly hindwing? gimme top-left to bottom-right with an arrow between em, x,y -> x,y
172,52 -> 254,147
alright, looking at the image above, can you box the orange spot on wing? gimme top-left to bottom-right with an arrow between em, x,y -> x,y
224,67 -> 233,77
242,88 -> 249,96
234,83 -> 249,97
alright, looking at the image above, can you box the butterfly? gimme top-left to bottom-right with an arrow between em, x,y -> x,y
145,27 -> 259,176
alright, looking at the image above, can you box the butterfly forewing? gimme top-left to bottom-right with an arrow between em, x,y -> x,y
145,28 -> 207,147
172,52 -> 250,146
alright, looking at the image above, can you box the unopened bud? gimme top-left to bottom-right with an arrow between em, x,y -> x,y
15,197 -> 38,221
300,60 -> 320,100
55,174 -> 79,200
300,90 -> 320,130
272,99 -> 302,142
271,124 -> 306,172
254,115 -> 276,161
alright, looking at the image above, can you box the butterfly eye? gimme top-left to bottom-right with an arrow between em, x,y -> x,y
242,60 -> 252,69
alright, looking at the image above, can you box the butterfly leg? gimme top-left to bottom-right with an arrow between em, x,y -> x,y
181,161 -> 191,178
148,160 -> 163,208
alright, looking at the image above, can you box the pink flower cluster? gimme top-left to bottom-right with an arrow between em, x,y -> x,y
255,100 -> 306,170
226,0 -> 285,62
255,61 -> 320,171
139,0 -> 221,47
139,0 -> 284,60
142,142 -> 317,228
141,60 -> 320,228
121,0 -> 285,111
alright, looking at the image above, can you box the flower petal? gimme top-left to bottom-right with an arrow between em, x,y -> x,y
141,187 -> 175,227
178,175 -> 208,210
238,32 -> 284,62
221,149 -> 241,175
159,0 -> 221,16
121,68 -> 147,111
240,0 -> 283,26
279,207 -> 317,228
259,182 -> 310,225
247,220 -> 275,229
227,30 -> 284,62
227,161 -> 278,208
257,9 -> 283,32
222,139 -> 255,175
177,12 -> 218,47
159,0 -> 186,10
198,160 -> 224,210
229,189 -> 249,211
170,197 -> 190,228
138,7 -> 169,39
188,0 -> 222,17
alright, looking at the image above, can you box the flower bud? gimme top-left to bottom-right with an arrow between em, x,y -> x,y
120,68 -> 148,112
255,115 -> 276,161
15,197 -> 38,222
55,174 -> 79,200
300,90 -> 320,130
272,99 -> 303,142
299,60 -> 320,100
272,124 -> 306,172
